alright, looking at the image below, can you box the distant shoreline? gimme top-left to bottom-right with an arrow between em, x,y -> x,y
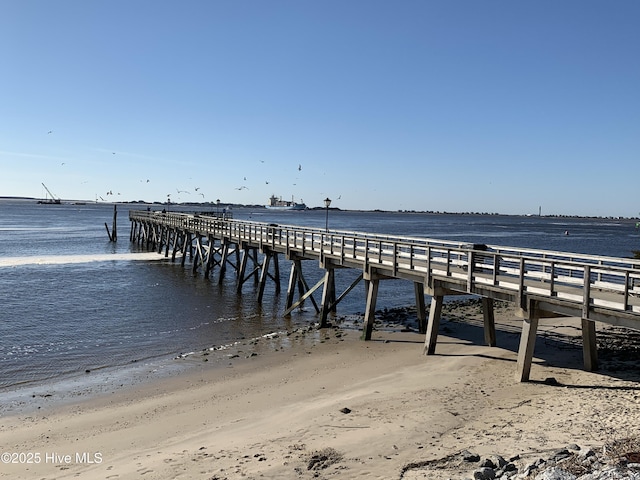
1,196 -> 638,220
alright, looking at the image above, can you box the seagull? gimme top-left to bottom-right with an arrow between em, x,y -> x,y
47,131 -> 53,134
298,164 -> 302,171
198,193 -> 205,198
235,186 -> 249,190
265,181 -> 269,184
176,189 -> 190,194
195,187 -> 200,191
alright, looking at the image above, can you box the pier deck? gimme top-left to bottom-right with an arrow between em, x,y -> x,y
129,210 -> 640,382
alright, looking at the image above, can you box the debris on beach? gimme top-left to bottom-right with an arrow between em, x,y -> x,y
399,441 -> 640,480
306,447 -> 343,471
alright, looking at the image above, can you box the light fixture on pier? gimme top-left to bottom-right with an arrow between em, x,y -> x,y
324,197 -> 331,232
216,198 -> 220,216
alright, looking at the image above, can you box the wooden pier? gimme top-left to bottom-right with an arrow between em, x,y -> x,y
129,210 -> 640,382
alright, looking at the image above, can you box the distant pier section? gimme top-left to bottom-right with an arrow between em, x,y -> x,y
129,210 -> 640,382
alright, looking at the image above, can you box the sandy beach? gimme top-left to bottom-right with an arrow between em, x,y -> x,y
1,300 -> 639,480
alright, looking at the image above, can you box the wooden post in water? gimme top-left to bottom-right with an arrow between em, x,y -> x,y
112,205 -> 117,241
105,205 -> 117,241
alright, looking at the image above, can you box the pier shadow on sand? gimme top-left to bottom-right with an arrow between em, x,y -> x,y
342,299 -> 640,386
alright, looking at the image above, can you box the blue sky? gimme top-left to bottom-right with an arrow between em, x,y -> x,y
1,1 -> 638,217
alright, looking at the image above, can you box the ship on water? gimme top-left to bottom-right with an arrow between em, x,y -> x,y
37,183 -> 62,204
266,194 -> 307,211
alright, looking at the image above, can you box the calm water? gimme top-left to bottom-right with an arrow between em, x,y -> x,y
1,199 -> 639,391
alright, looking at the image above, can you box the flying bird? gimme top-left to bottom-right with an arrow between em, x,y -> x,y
235,186 -> 249,190
298,164 -> 302,171
47,131 -> 53,134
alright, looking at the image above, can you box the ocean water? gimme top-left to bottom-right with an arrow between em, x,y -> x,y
1,199 -> 639,393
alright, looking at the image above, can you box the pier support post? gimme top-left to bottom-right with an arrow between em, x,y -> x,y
319,267 -> 336,328
193,234 -> 206,275
284,256 -> 323,316
423,295 -> 444,355
164,228 -> 172,257
515,299 -> 539,382
237,244 -> 260,293
581,318 -> 598,371
257,249 -> 280,303
218,239 -> 232,284
414,282 -> 427,334
203,235 -> 216,279
257,253 -> 270,303
286,258 -> 304,311
361,277 -> 379,340
482,297 -> 497,347
157,226 -> 165,254
180,232 -> 191,267
171,230 -> 183,261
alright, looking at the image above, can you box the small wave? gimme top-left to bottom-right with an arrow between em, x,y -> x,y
0,252 -> 163,268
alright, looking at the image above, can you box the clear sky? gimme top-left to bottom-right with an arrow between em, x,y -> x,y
1,1 -> 638,217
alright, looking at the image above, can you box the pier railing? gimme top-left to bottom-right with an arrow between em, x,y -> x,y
130,210 -> 640,324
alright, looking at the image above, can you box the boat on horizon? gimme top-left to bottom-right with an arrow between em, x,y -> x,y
37,183 -> 62,204
266,195 -> 307,211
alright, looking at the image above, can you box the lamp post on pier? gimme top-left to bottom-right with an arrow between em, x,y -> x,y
216,198 -> 220,217
324,197 -> 331,232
